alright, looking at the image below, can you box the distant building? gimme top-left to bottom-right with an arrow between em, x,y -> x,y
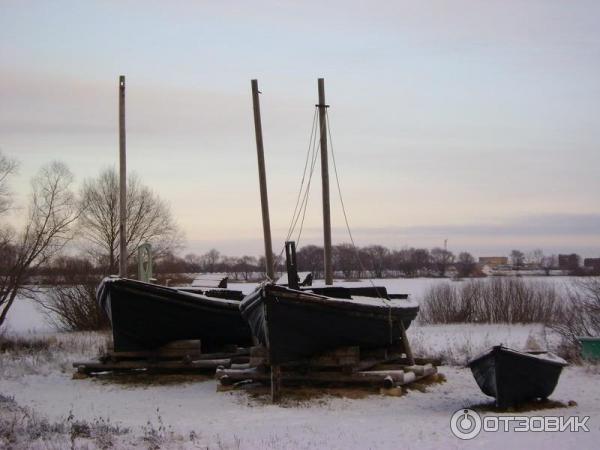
584,258 -> 600,272
478,257 -> 508,267
558,254 -> 580,271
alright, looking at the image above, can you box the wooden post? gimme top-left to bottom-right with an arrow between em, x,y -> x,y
317,78 -> 333,285
118,75 -> 127,278
251,79 -> 275,280
284,241 -> 299,290
271,364 -> 281,403
399,320 -> 415,366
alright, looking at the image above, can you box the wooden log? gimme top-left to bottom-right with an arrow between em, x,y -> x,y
400,371 -> 416,385
216,367 -> 407,387
231,363 -> 251,370
73,358 -> 231,373
353,357 -> 403,372
105,348 -> 249,361
388,357 -> 442,367
106,350 -> 203,361
403,364 -> 435,376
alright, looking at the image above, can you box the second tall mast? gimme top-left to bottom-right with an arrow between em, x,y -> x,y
317,78 -> 333,285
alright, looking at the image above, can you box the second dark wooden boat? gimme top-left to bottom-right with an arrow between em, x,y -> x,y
97,277 -> 253,352
239,283 -> 419,364
468,345 -> 567,408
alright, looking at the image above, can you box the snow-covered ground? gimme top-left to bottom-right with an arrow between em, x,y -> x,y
1,325 -> 597,448
1,277 -> 597,448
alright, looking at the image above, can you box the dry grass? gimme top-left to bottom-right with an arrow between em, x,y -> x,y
0,331 -> 111,379
0,394 -> 130,449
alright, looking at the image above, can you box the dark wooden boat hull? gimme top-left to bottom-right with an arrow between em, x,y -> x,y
468,346 -> 567,408
97,277 -> 252,352
239,284 -> 419,364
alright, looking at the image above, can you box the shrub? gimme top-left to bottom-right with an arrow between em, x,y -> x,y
36,281 -> 110,331
551,278 -> 600,360
419,277 -> 564,325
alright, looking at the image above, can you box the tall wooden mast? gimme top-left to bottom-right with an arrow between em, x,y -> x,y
118,75 -> 127,277
317,78 -> 333,285
251,79 -> 275,279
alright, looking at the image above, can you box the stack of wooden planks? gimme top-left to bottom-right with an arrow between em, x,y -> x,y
72,340 -> 250,377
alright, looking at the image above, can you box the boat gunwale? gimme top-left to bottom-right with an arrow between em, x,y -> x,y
468,345 -> 568,368
240,284 -> 419,317
104,277 -> 243,311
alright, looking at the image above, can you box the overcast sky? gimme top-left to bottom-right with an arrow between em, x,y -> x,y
1,0 -> 599,257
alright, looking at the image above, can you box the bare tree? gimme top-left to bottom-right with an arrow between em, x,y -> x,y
333,243 -> 357,279
296,245 -> 324,279
362,245 -> 390,278
0,161 -> 79,328
78,168 -> 181,274
236,255 -> 258,281
0,152 -> 18,216
184,253 -> 202,272
455,251 -> 477,278
430,247 -> 455,277
526,248 -> 545,268
202,249 -> 221,272
510,249 -> 525,270
541,254 -> 557,276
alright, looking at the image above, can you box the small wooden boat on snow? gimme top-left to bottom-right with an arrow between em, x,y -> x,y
97,277 -> 252,352
468,345 -> 567,408
239,283 -> 419,364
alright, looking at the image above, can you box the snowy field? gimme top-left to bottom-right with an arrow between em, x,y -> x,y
1,277 -> 598,448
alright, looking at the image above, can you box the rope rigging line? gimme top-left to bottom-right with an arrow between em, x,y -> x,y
294,107 -> 323,246
325,110 -> 389,301
325,109 -> 394,343
284,108 -> 318,242
278,107 -> 321,262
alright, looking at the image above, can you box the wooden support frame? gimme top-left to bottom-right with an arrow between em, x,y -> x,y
73,344 -> 250,377
217,344 -> 439,399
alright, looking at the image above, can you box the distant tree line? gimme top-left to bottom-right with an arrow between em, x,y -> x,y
25,243 -> 593,285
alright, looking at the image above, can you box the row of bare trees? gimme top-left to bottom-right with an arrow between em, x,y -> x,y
133,245 -> 478,280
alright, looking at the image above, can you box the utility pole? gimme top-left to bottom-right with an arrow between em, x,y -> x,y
317,78 -> 333,285
118,75 -> 127,277
251,79 -> 275,279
